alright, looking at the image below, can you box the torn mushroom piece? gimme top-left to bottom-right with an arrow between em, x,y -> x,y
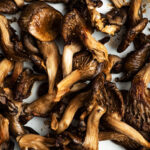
0,114 -> 9,145
19,1 -> 63,42
17,134 -> 56,150
54,51 -> 103,102
14,68 -> 47,101
117,0 -> 148,52
103,54 -> 122,81
116,43 -> 150,82
110,0 -> 129,8
62,9 -> 108,65
83,105 -> 106,150
0,14 -> 28,61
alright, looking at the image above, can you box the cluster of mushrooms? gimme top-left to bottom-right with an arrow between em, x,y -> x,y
1,0 -> 150,150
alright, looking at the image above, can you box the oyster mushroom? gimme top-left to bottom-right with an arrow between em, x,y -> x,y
54,51 -> 103,102
19,1 -> 63,42
0,114 -> 9,145
62,9 -> 108,77
117,0 -> 148,52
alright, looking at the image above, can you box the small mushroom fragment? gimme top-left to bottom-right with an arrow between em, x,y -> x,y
117,0 -> 148,52
0,114 -> 9,145
62,9 -> 108,65
116,43 -> 150,81
17,134 -> 56,150
25,0 -> 69,3
110,0 -> 128,8
56,90 -> 91,133
14,68 -> 47,101
14,0 -> 24,8
83,105 -> 106,150
19,1 -> 63,42
0,0 -> 18,14
0,15 -> 28,61
103,54 -> 122,81
54,51 -> 103,102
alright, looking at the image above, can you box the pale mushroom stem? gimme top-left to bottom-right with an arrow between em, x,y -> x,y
62,42 -> 82,78
56,90 -> 91,133
54,70 -> 82,102
0,59 -> 13,87
105,116 -> 150,148
83,105 -> 106,150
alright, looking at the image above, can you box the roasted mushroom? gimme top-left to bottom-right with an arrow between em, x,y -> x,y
110,0 -> 129,8
19,1 -> 63,42
25,0 -> 69,3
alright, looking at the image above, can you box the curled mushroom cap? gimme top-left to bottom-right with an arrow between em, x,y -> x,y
19,1 -> 63,42
0,114 -> 9,145
17,134 -> 55,150
62,9 -> 108,63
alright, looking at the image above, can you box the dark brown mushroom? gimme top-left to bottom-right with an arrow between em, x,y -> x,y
19,1 -> 63,42
0,140 -> 14,150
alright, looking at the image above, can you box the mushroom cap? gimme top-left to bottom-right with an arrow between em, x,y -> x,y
19,2 -> 63,42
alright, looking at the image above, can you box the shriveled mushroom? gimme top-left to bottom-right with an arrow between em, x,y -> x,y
17,134 -> 56,150
25,0 -> 69,3
19,1 -> 63,42
0,114 -> 9,145
0,140 -> 14,150
54,51 -> 103,102
83,105 -> 106,150
110,0 -> 129,8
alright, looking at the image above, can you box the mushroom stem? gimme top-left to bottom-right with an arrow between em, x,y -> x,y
56,90 -> 91,133
54,70 -> 82,102
37,41 -> 59,94
105,116 -> 150,148
83,105 -> 106,150
62,42 -> 82,77
0,59 -> 13,87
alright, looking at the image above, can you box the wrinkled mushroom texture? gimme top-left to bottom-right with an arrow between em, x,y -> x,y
62,9 -> 108,63
37,41 -> 59,94
103,54 -> 122,81
0,59 -> 13,87
19,1 -> 63,42
110,0 -> 128,8
117,43 -> 150,81
0,114 -> 9,144
56,90 -> 91,133
17,134 -> 56,150
117,18 -> 148,53
25,0 -> 69,3
125,62 -> 150,133
0,0 -> 18,14
0,15 -> 27,61
83,105 -> 106,150
14,69 -> 47,101
54,51 -> 103,102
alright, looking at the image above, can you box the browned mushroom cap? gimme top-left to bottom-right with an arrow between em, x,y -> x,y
54,51 -> 103,102
0,15 -> 28,61
83,105 -> 106,150
14,69 -> 47,101
0,114 -> 9,145
110,0 -> 129,8
116,43 -> 150,81
14,0 -> 24,8
62,9 -> 108,63
37,41 -> 60,94
117,18 -> 148,53
19,1 -> 63,42
25,0 -> 69,3
17,134 -> 56,150
0,0 -> 18,14
55,90 -> 91,133
103,54 -> 122,81
0,59 -> 13,87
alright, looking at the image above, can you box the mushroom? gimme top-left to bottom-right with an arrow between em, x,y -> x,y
54,51 -> 103,102
14,0 -> 24,8
17,134 -> 56,150
116,43 -> 150,81
83,105 -> 106,150
0,0 -> 18,14
25,0 -> 69,3
110,0 -> 129,8
19,1 -> 63,42
0,14 -> 28,61
117,0 -> 148,53
0,114 -> 9,145
62,9 -> 108,77
0,140 -> 14,150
